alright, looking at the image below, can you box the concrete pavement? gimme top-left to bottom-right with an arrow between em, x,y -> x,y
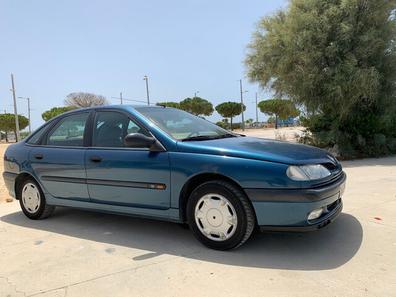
1,157 -> 396,297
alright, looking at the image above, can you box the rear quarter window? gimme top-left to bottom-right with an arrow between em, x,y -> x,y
26,125 -> 49,145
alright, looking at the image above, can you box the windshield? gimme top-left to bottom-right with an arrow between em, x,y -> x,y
135,107 -> 235,141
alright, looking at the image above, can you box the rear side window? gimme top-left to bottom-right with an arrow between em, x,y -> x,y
46,113 -> 89,147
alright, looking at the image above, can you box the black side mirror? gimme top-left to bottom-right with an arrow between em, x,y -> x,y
124,133 -> 164,151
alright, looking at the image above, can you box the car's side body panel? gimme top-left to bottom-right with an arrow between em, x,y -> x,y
85,148 -> 171,209
168,151 -> 294,209
3,141 -> 31,198
29,146 -> 89,201
43,192 -> 181,222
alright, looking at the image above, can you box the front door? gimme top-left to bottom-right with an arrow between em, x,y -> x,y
30,112 -> 90,201
85,110 -> 170,209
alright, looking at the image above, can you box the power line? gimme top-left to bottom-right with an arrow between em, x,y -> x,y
110,95 -> 156,105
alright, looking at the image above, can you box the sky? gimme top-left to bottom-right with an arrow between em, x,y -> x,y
0,0 -> 287,130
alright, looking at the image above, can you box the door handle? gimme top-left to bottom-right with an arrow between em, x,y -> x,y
90,156 -> 102,162
34,153 -> 43,160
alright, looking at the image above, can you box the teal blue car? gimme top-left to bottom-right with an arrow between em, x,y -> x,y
3,105 -> 345,250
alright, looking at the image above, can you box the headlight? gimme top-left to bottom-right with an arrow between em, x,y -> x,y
287,164 -> 331,181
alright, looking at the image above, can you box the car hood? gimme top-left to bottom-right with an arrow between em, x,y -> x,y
176,136 -> 337,165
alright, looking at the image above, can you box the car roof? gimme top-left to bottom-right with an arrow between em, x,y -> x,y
77,104 -> 164,110
57,104 -> 166,117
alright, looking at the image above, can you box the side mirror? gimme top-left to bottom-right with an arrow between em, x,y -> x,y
123,133 -> 164,151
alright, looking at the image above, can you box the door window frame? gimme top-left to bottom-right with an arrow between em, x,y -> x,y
88,109 -> 166,151
40,111 -> 92,148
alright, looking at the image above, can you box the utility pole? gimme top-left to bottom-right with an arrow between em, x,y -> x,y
255,92 -> 259,123
10,74 -> 20,142
194,91 -> 199,98
18,96 -> 31,134
143,75 -> 150,105
239,79 -> 245,131
120,92 -> 123,104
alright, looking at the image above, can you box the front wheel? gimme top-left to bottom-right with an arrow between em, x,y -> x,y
18,178 -> 55,220
187,180 -> 255,250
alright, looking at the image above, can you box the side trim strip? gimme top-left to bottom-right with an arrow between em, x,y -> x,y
41,176 -> 166,190
86,178 -> 166,190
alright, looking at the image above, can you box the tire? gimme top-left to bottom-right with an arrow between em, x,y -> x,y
18,178 -> 55,220
187,180 -> 255,250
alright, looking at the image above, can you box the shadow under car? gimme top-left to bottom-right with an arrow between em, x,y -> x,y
1,207 -> 363,271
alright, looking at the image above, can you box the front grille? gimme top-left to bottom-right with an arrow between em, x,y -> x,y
322,162 -> 337,171
309,170 -> 344,189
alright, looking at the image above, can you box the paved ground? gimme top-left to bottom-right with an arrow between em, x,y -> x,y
1,144 -> 396,296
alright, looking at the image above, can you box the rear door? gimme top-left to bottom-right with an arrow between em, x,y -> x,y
85,110 -> 171,209
29,112 -> 90,201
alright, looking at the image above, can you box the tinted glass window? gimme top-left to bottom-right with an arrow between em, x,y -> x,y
27,125 -> 48,144
135,107 -> 231,140
47,113 -> 88,146
93,111 -> 148,147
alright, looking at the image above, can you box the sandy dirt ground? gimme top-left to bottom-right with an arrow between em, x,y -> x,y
1,139 -> 396,296
236,126 -> 305,142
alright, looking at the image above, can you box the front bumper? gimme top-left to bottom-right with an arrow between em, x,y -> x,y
259,198 -> 343,232
3,172 -> 17,198
246,172 -> 346,230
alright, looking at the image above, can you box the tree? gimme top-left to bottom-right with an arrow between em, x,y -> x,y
65,92 -> 108,108
42,106 -> 77,121
267,116 -> 276,124
179,97 -> 213,116
246,0 -> 396,157
258,99 -> 299,129
156,102 -> 181,109
246,118 -> 254,125
215,102 -> 245,130
216,119 -> 229,129
0,114 -> 29,142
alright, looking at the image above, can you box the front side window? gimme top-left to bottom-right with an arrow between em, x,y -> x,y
47,113 -> 89,147
93,111 -> 149,147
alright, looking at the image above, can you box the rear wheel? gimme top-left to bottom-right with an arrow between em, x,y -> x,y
18,178 -> 55,220
187,180 -> 255,250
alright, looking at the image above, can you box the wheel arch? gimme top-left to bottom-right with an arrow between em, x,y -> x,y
178,172 -> 256,223
14,172 -> 41,200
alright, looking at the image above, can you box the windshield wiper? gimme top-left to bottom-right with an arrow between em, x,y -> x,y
181,133 -> 236,142
217,133 -> 238,139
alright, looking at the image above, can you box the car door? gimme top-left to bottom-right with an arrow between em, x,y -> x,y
85,110 -> 171,209
29,112 -> 90,201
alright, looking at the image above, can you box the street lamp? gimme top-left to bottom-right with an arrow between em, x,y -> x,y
194,91 -> 199,98
10,74 -> 20,142
18,96 -> 31,134
239,79 -> 248,131
254,92 -> 259,123
143,75 -> 150,105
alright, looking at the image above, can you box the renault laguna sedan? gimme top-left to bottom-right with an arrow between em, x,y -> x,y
3,105 -> 345,250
